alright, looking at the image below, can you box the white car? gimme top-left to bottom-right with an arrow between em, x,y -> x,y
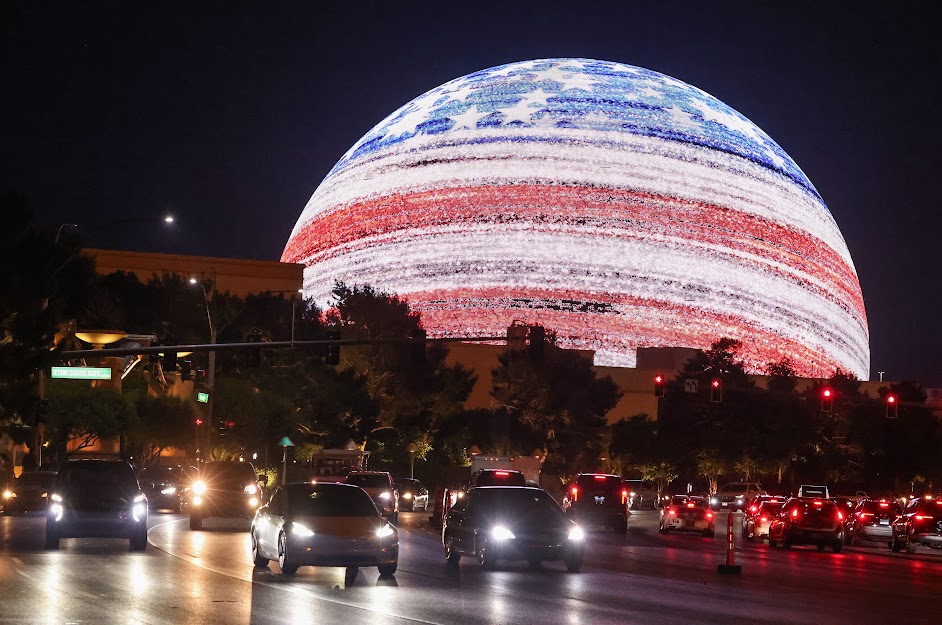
711,482 -> 767,510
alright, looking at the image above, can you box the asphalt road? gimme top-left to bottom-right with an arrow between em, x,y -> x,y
1,508 -> 939,624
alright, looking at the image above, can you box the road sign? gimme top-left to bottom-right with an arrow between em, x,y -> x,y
684,379 -> 699,394
197,392 -> 209,403
51,366 -> 112,380
278,436 -> 295,447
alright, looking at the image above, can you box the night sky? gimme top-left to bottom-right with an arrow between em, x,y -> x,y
3,1 -> 939,386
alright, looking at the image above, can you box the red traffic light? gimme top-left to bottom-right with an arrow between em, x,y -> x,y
887,394 -> 897,404
654,374 -> 665,397
712,379 -> 720,388
195,418 -> 203,426
654,374 -> 663,384
226,421 -> 236,428
822,388 -> 832,398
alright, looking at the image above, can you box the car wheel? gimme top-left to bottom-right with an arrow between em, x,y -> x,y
377,562 -> 397,577
782,534 -> 792,550
613,518 -> 628,534
817,544 -> 826,552
906,536 -> 917,554
478,540 -> 496,569
252,530 -> 269,567
659,525 -> 669,534
703,529 -> 715,538
832,541 -> 843,553
564,551 -> 584,572
444,535 -> 461,565
130,526 -> 148,551
891,538 -> 902,552
278,533 -> 298,575
189,511 -> 202,531
44,526 -> 60,550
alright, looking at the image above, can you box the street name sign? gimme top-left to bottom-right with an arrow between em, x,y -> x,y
51,366 -> 112,380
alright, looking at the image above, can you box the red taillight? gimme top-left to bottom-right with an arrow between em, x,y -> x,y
792,509 -> 799,518
760,516 -> 768,522
706,511 -> 714,519
749,506 -> 757,513
837,511 -> 843,521
813,500 -> 823,506
668,508 -> 677,515
858,512 -> 872,519
878,503 -> 889,508
495,471 -> 509,477
687,503 -> 695,508
571,487 -> 578,502
914,515 -> 930,521
621,489 -> 628,504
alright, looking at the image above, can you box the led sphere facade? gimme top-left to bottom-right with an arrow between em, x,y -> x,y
283,58 -> 869,378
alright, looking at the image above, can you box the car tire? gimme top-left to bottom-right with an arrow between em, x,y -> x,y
478,541 -> 496,569
377,562 -> 397,577
189,512 -> 203,531
44,527 -> 60,550
704,530 -> 715,538
906,537 -> 917,554
782,535 -> 792,550
278,533 -> 298,575
659,525 -> 669,534
817,544 -> 826,552
130,527 -> 148,551
444,535 -> 461,565
891,538 -> 902,552
564,551 -> 584,572
252,531 -> 269,567
832,541 -> 843,553
613,518 -> 628,534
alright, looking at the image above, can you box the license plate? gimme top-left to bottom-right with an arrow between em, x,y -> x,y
694,521 -> 707,529
595,496 -> 605,504
879,519 -> 889,526
721,503 -> 728,507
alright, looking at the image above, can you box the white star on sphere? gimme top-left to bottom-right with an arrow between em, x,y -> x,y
663,106 -> 699,133
450,105 -> 490,130
501,97 -> 538,125
488,65 -> 518,79
540,65 -> 588,91
689,98 -> 761,141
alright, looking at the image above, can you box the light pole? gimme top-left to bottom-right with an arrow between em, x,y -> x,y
264,289 -> 303,351
407,443 -> 418,479
189,277 -> 216,461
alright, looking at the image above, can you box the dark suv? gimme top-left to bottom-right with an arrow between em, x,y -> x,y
891,496 -> 942,553
845,498 -> 901,546
563,473 -> 629,533
45,459 -> 148,551
138,464 -> 198,512
768,497 -> 845,552
189,461 -> 262,530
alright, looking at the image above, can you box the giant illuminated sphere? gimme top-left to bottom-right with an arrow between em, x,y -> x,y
283,58 -> 869,378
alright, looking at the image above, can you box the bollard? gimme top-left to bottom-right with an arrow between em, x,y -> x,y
717,509 -> 742,574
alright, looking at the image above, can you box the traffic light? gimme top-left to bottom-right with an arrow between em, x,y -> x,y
218,420 -> 235,436
710,377 -> 723,403
886,393 -> 898,419
654,374 -> 665,397
821,387 -> 834,413
325,330 -> 340,365
410,328 -> 427,363
162,350 -> 177,372
195,418 -> 203,426
180,359 -> 193,381
247,331 -> 262,367
528,325 -> 545,360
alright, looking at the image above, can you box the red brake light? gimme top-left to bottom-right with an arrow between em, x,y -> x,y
915,515 -> 930,521
813,500 -> 823,506
858,512 -> 872,519
571,487 -> 578,502
759,516 -> 768,522
494,471 -> 509,477
878,503 -> 889,508
837,511 -> 843,521
749,506 -> 757,513
668,509 -> 676,515
792,509 -> 799,518
706,511 -> 714,519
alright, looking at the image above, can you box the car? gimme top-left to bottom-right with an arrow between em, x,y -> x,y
137,464 -> 198,512
1,471 -> 57,515
345,471 -> 399,523
251,482 -> 398,576
891,496 -> 942,553
623,479 -> 658,509
845,498 -> 901,546
743,494 -> 785,518
711,482 -> 767,511
743,500 -> 784,541
562,473 -> 629,534
768,497 -> 845,552
659,495 -> 715,536
442,486 -> 585,571
44,459 -> 148,550
189,461 -> 262,530
393,478 -> 429,512
468,468 -> 527,488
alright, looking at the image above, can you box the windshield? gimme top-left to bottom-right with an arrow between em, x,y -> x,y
59,462 -> 138,492
201,463 -> 256,488
288,485 -> 379,516
719,484 -> 748,492
346,474 -> 390,488
139,467 -> 183,481
16,473 -> 56,487
395,479 -> 421,491
472,488 -> 565,521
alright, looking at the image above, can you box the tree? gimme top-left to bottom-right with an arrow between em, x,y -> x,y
44,382 -> 135,466
697,450 -> 726,497
766,358 -> 798,393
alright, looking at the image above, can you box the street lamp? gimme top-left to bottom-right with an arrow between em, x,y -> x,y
189,277 -> 216,461
263,289 -> 304,350
407,443 -> 418,479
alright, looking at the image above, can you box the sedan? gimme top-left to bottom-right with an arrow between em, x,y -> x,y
659,495 -> 715,536
251,482 -> 398,576
743,500 -> 784,541
844,498 -> 900,546
442,486 -> 585,571
2,471 -> 57,515
394,478 -> 429,512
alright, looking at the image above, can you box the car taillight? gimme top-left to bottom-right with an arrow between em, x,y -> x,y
748,505 -> 757,513
760,516 -> 768,522
914,515 -> 930,521
706,511 -> 714,519
878,502 -> 889,508
668,508 -> 677,515
621,489 -> 628,504
791,509 -> 799,518
594,475 -> 607,480
813,500 -> 823,506
571,487 -> 578,502
495,471 -> 509,477
837,511 -> 843,521
687,503 -> 695,508
858,512 -> 872,520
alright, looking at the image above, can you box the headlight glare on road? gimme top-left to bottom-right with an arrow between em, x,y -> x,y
192,481 -> 207,495
291,523 -> 315,537
376,524 -> 395,538
490,526 -> 515,541
132,503 -> 146,522
160,486 -> 177,495
568,526 -> 586,541
379,491 -> 391,500
50,503 -> 64,522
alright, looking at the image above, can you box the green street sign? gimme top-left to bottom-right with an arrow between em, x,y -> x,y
51,366 -> 112,380
197,392 -> 209,404
278,436 -> 295,447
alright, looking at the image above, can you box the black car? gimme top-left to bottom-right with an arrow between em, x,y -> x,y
891,496 -> 942,553
768,497 -> 844,552
442,486 -> 585,571
845,498 -> 900,546
2,471 -> 57,515
137,464 -> 198,512
189,461 -> 262,530
394,478 -> 429,512
562,473 -> 629,533
45,459 -> 148,551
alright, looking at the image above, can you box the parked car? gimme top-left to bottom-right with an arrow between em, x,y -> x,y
189,461 -> 262,530
623,479 -> 658,509
442,486 -> 585,571
45,459 -> 148,550
743,500 -> 784,541
394,478 -> 429,512
251,482 -> 398,576
345,471 -> 399,523
845,498 -> 900,546
891,496 -> 942,553
137,464 -> 198,512
1,471 -> 57,515
562,473 -> 629,534
659,495 -> 715,536
768,497 -> 845,552
711,482 -> 767,511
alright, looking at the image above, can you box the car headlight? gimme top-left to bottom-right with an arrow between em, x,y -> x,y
490,526 -> 515,541
244,484 -> 258,495
630,491 -> 637,497
134,494 -> 146,503
132,503 -> 146,522
192,481 -> 207,495
379,491 -> 391,500
568,526 -> 585,541
192,496 -> 202,506
376,524 -> 396,539
291,523 -> 315,538
249,497 -> 259,507
402,492 -> 412,499
50,503 -> 64,522
735,495 -> 745,500
710,497 -> 718,505
160,486 -> 177,495
51,493 -> 63,503
2,490 -> 14,499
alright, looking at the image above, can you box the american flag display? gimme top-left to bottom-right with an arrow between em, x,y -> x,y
283,58 -> 869,378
